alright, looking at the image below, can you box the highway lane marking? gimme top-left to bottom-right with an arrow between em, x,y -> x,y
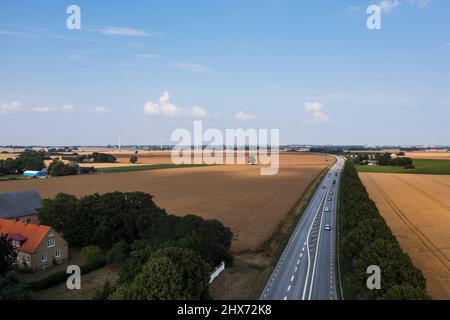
300,253 -> 303,258
284,296 -> 287,300
291,275 -> 295,282
295,267 -> 298,272
308,181 -> 332,300
297,259 -> 300,265
287,285 -> 291,292
301,168 -> 334,300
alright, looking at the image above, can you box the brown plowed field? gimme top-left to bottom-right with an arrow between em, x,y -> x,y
359,173 -> 450,299
0,153 -> 332,253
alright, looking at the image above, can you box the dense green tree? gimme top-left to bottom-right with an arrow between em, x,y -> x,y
48,159 -> 77,176
0,276 -> 32,300
107,241 -> 130,265
111,247 -> 209,300
339,160 -> 429,300
0,234 -> 16,276
384,283 -> 430,300
38,192 -> 233,266
129,155 -> 138,163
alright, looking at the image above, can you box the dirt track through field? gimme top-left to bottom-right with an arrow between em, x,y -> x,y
360,173 -> 450,299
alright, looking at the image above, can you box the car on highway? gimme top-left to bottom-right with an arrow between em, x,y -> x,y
322,185 -> 326,189
324,225 -> 331,231
324,207 -> 330,212
328,198 -> 332,201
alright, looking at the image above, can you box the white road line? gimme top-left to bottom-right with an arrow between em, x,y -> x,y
308,182 -> 332,300
291,275 -> 295,282
284,296 -> 287,300
287,285 -> 291,292
302,173 -> 333,300
297,259 -> 300,265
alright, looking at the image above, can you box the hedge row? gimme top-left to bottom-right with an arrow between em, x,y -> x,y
338,160 -> 429,300
28,258 -> 106,291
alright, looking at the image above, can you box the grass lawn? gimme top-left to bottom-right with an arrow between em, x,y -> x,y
0,174 -> 27,181
33,265 -> 118,300
355,159 -> 450,175
96,163 -> 208,173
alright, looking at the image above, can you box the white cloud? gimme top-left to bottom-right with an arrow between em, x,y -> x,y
172,62 -> 210,73
405,0 -> 431,9
61,105 -> 77,112
0,101 -> 23,113
380,0 -> 400,13
135,54 -> 158,59
32,107 -> 52,113
67,54 -> 87,61
311,93 -> 418,107
304,102 -> 330,123
377,0 -> 431,13
235,111 -> 256,121
346,5 -> 363,16
0,30 -> 32,37
97,26 -> 157,37
144,91 -> 209,119
190,106 -> 208,119
91,106 -> 110,114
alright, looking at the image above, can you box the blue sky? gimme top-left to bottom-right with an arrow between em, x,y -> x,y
0,0 -> 449,146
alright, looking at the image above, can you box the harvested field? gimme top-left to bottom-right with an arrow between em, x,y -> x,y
406,152 -> 450,160
359,173 -> 450,299
0,153 -> 332,253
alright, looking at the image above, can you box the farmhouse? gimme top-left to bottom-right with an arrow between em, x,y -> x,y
0,219 -> 68,271
0,190 -> 42,224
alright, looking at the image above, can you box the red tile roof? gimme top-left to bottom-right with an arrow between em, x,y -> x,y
0,219 -> 51,253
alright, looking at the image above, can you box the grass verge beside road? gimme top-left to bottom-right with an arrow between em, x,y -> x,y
96,163 -> 208,173
355,159 -> 450,175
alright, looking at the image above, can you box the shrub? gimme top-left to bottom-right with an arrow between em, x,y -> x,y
107,241 -> 130,265
81,245 -> 102,261
130,155 -> 138,164
28,258 -> 106,291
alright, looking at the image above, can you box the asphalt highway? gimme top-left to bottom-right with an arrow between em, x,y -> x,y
261,156 -> 344,300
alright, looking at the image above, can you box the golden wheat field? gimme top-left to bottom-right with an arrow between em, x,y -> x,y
0,153 -> 333,253
359,173 -> 450,299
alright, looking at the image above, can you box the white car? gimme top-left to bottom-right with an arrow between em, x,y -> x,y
325,207 -> 330,212
324,225 -> 331,231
